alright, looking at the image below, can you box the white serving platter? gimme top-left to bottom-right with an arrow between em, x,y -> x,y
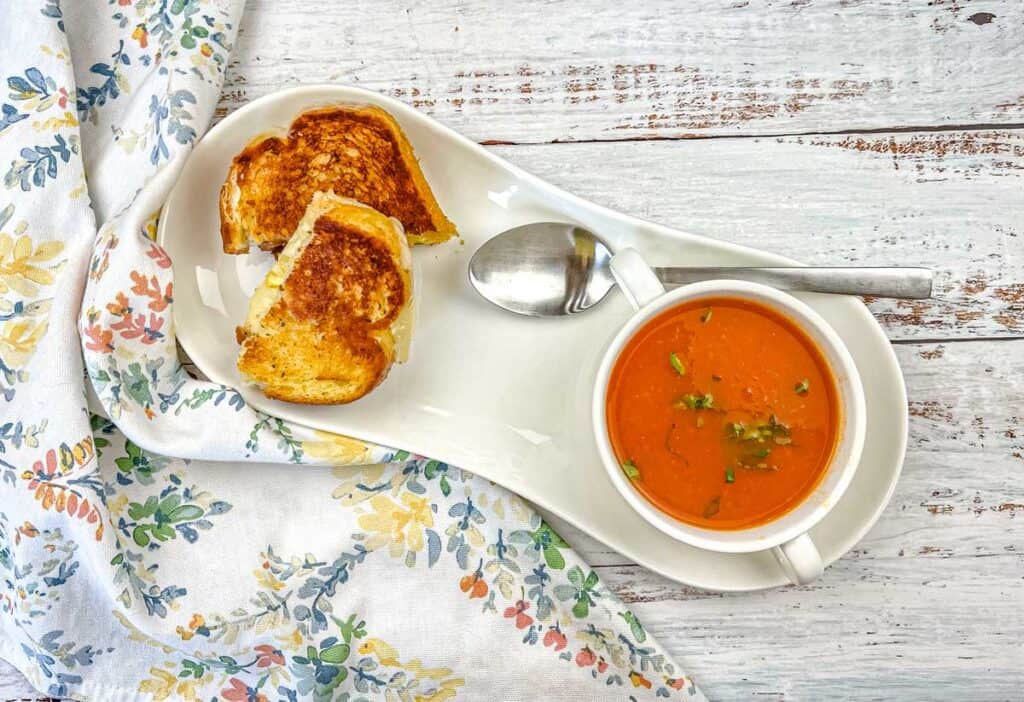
160,85 -> 907,591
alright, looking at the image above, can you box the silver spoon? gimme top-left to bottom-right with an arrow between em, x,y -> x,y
468,222 -> 933,317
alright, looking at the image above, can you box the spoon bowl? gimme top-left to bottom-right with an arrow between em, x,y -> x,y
469,222 -> 616,316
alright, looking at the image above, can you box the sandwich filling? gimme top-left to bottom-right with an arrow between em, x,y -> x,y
220,104 -> 457,253
237,192 -> 413,404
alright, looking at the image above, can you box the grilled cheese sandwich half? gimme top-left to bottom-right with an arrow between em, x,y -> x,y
220,104 -> 456,254
236,192 -> 413,404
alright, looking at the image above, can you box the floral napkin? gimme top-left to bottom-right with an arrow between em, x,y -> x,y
0,2 -> 704,700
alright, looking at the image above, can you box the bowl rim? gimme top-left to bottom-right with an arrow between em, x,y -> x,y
591,278 -> 868,553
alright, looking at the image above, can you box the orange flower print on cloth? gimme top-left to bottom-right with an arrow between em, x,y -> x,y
543,625 -> 568,651
504,598 -> 534,630
129,270 -> 172,312
19,438 -> 103,541
459,568 -> 488,599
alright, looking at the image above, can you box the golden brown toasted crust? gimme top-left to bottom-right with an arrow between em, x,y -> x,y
220,105 -> 456,254
236,196 -> 412,404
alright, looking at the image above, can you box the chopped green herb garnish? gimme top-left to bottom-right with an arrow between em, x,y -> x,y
622,460 -> 640,480
676,393 -> 714,410
752,447 -> 772,459
700,308 -> 713,323
769,414 -> 790,433
727,415 -> 792,444
725,467 -> 735,483
703,496 -> 721,518
669,352 -> 686,376
795,379 -> 810,395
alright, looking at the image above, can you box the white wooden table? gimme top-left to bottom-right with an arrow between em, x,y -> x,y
3,1 -> 1022,699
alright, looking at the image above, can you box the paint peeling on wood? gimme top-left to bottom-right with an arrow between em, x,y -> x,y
994,313 -> 1022,331
916,496 -> 1024,519
991,284 -> 1024,330
954,309 -> 984,323
961,276 -> 988,294
928,0 -> 1000,33
993,284 -> 1024,305
909,400 -> 954,423
922,501 -> 955,515
807,132 -> 1024,180
811,132 -> 1022,159
217,0 -> 1024,142
994,95 -> 1024,115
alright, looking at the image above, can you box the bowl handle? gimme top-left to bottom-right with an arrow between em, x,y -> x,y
610,248 -> 666,311
772,533 -> 824,585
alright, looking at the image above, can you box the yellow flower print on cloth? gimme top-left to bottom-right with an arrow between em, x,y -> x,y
1,317 -> 48,368
358,638 -> 465,701
0,204 -> 65,398
0,215 -> 65,296
302,429 -> 371,464
358,492 -> 434,560
138,665 -> 210,702
331,461 -> 404,506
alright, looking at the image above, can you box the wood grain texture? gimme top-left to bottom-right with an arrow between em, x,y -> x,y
490,130 -> 1024,340
219,0 -> 1024,142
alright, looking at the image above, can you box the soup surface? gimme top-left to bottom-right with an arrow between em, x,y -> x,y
606,296 -> 840,530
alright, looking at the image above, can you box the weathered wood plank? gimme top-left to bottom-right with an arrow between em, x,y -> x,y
488,130 -> 1024,341
546,339 -> 1024,700
221,0 -> 1024,142
601,553 -> 1022,701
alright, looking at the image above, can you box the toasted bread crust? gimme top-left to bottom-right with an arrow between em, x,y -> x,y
236,196 -> 412,404
220,105 -> 456,254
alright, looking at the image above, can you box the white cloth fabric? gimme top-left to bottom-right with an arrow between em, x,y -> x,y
0,2 -> 704,700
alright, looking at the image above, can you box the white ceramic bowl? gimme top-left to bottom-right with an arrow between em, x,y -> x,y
592,249 -> 867,583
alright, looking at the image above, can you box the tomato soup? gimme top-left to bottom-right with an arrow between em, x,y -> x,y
606,297 -> 840,530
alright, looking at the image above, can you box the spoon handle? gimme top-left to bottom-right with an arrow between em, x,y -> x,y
652,266 -> 933,299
